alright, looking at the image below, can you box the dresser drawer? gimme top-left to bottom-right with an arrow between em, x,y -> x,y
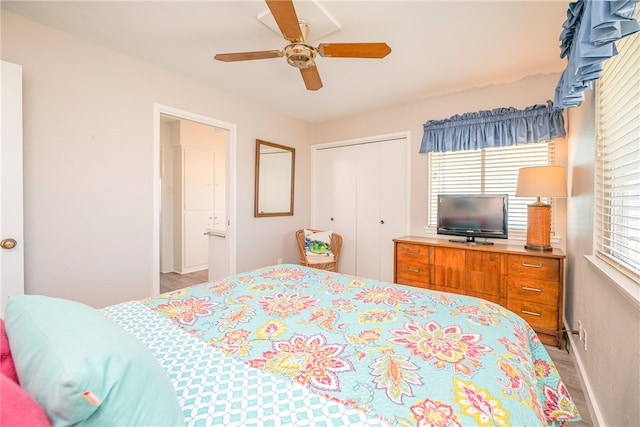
506,299 -> 558,330
396,260 -> 429,287
508,255 -> 559,281
395,243 -> 429,286
396,243 -> 429,262
507,277 -> 559,306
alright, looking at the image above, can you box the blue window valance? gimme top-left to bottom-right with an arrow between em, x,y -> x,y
554,0 -> 640,108
419,101 -> 566,154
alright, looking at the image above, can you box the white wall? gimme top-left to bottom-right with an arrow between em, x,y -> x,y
1,11 -> 312,307
565,93 -> 640,426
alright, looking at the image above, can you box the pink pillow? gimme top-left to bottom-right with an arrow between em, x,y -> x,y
0,374 -> 51,426
0,319 -> 19,383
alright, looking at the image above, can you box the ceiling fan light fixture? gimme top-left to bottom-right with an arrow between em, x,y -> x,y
284,44 -> 316,68
215,0 -> 390,90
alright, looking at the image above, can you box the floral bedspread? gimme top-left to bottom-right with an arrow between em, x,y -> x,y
142,264 -> 580,426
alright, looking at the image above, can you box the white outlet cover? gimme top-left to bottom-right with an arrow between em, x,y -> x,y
257,0 -> 341,43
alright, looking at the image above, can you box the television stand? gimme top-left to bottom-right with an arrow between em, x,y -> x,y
448,236 -> 494,245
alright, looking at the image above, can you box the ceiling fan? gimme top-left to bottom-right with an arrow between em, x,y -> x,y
214,0 -> 391,91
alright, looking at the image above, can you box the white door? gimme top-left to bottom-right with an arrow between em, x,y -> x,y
313,135 -> 409,282
377,138 -> 409,282
355,138 -> 408,282
0,61 -> 25,315
315,145 -> 358,275
355,143 -> 382,279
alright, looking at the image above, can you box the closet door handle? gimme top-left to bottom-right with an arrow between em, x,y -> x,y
0,238 -> 17,250
380,220 -> 384,224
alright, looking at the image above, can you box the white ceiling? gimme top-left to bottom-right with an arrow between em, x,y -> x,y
2,0 -> 569,124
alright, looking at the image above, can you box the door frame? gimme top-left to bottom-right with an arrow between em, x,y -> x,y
152,104 -> 237,295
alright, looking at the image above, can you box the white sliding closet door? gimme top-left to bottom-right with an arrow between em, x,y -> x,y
379,139 -> 409,281
355,142 -> 380,278
313,135 -> 408,282
357,139 -> 408,281
315,145 -> 358,275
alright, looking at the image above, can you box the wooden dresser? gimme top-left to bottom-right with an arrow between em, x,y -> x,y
393,236 -> 566,347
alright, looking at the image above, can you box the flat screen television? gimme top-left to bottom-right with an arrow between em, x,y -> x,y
437,194 -> 508,245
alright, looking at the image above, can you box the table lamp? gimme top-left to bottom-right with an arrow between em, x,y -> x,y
515,166 -> 567,251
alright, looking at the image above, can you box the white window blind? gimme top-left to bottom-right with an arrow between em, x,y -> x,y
429,142 -> 557,233
595,25 -> 640,284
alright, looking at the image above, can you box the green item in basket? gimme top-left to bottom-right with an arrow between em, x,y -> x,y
309,241 -> 329,254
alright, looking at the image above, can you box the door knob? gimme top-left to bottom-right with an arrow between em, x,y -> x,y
380,220 -> 385,224
1,238 -> 17,250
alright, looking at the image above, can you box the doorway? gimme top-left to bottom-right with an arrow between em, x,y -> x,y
153,105 -> 236,296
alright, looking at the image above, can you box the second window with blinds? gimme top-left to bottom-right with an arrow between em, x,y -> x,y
428,141 -> 558,236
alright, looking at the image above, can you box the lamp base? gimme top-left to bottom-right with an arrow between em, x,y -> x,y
525,242 -> 553,252
525,202 -> 552,251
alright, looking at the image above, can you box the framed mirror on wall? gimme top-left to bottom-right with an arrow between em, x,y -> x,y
254,139 -> 295,217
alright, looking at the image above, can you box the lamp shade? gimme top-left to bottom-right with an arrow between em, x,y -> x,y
516,166 -> 567,198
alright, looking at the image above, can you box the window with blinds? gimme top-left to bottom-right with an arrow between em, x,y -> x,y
595,24 -> 640,284
428,142 -> 557,233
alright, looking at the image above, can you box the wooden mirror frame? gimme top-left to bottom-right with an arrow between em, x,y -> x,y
254,139 -> 295,217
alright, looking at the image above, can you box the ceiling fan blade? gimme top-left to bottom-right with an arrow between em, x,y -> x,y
214,50 -> 283,62
317,43 -> 392,58
266,0 -> 304,42
300,65 -> 323,91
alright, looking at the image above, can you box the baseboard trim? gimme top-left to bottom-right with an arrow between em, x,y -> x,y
564,321 -> 603,426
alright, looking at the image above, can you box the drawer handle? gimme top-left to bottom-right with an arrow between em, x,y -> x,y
521,309 -> 541,317
521,261 -> 542,268
404,248 -> 420,254
521,285 -> 542,293
404,267 -> 420,273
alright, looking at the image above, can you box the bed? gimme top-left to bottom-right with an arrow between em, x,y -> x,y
3,264 -> 581,426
